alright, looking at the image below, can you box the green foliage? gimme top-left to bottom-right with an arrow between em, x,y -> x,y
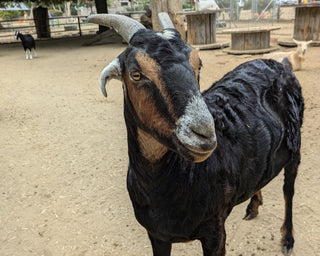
70,3 -> 78,15
125,1 -> 150,12
0,1 -> 85,8
182,2 -> 193,9
0,10 -> 23,19
49,9 -> 63,16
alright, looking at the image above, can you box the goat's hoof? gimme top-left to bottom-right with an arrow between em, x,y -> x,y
282,245 -> 293,256
281,234 -> 294,256
243,212 -> 257,220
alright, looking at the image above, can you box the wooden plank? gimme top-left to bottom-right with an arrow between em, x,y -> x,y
295,7 -> 304,40
244,32 -> 259,50
223,46 -> 279,55
187,16 -> 195,44
192,15 -> 203,44
293,7 -> 299,39
309,7 -> 316,40
310,7 -> 320,41
303,8 -> 311,40
231,33 -> 244,50
314,8 -> 320,41
260,31 -> 270,49
176,10 -> 221,15
210,13 -> 216,43
204,14 -> 210,44
198,14 -> 206,44
223,27 -> 280,33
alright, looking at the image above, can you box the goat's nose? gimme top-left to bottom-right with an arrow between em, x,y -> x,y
190,121 -> 217,151
176,95 -> 217,153
191,115 -> 215,138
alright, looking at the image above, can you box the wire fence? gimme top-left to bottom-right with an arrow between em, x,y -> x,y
0,16 -> 99,43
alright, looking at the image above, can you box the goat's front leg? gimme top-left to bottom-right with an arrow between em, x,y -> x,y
281,154 -> 299,256
243,190 -> 263,220
200,220 -> 227,256
148,233 -> 172,256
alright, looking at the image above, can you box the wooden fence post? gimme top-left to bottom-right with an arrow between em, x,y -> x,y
33,6 -> 50,38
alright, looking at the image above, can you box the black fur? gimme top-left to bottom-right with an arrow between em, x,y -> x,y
110,29 -> 304,256
15,31 -> 36,51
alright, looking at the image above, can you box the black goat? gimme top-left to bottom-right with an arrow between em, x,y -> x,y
87,14 -> 304,256
15,31 -> 37,60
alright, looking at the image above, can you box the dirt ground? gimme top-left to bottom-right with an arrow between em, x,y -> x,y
1,22 -> 319,256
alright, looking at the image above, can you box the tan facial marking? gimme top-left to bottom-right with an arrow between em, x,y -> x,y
189,48 -> 201,88
137,128 -> 168,163
124,68 -> 174,138
135,51 -> 177,120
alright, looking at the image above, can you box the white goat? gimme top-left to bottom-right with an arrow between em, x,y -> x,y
263,39 -> 312,71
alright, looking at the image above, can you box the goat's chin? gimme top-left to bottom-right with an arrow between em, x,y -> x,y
190,150 -> 214,163
173,137 -> 217,163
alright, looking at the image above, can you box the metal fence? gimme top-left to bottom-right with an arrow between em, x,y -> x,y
0,16 -> 99,43
0,6 -> 296,44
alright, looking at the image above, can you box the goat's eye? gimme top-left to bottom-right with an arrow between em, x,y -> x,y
130,71 -> 141,81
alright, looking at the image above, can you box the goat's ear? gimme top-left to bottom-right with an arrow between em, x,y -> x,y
100,57 -> 122,97
306,40 -> 313,45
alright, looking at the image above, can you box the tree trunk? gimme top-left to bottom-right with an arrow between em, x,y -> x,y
33,6 -> 50,38
94,0 -> 109,33
65,2 -> 71,16
150,0 -> 185,40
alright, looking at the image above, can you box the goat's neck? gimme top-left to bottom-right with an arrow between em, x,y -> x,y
135,128 -> 168,163
126,124 -> 170,172
124,100 -> 171,171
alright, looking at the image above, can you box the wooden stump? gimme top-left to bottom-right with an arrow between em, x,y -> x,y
175,10 -> 228,50
223,27 -> 280,55
185,11 -> 218,45
294,4 -> 320,41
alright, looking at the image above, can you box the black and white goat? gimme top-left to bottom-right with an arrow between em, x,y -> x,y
15,31 -> 37,60
87,13 -> 304,256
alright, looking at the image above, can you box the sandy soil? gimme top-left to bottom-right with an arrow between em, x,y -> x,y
1,23 -> 319,256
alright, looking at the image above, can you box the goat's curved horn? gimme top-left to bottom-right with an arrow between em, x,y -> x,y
86,14 -> 146,43
158,12 -> 175,30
